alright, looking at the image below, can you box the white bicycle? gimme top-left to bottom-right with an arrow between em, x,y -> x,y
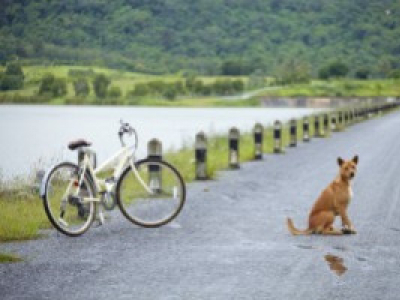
40,121 -> 186,237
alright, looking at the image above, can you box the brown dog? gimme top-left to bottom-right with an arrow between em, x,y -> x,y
287,155 -> 358,235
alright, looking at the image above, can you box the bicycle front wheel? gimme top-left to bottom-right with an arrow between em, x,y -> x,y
42,162 -> 96,237
116,158 -> 186,227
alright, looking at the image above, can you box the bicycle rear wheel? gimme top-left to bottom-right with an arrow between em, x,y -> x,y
116,158 -> 186,227
42,162 -> 96,237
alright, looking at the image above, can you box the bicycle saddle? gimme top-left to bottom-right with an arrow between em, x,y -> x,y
68,139 -> 92,150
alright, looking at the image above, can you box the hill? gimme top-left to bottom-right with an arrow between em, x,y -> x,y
1,0 -> 400,75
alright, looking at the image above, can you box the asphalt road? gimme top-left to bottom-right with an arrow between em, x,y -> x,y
1,111 -> 400,300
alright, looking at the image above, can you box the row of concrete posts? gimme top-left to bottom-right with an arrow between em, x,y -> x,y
145,101 -> 400,181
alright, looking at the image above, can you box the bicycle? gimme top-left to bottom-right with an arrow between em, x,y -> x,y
40,121 -> 186,237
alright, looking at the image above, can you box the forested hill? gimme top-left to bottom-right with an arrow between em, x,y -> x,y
1,0 -> 400,75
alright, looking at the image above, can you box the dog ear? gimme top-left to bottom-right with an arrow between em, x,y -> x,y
337,157 -> 344,166
352,155 -> 359,165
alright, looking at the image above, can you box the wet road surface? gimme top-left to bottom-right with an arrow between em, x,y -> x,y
1,111 -> 400,300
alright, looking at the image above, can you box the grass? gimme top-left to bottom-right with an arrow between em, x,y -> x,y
0,253 -> 23,263
260,79 -> 400,98
0,103 -> 397,243
0,195 -> 50,242
1,65 -> 255,107
3,65 -> 400,106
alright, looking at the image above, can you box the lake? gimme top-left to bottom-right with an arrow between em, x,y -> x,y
0,105 -> 320,179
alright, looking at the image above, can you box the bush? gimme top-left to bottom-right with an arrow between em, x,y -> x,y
318,61 -> 349,79
0,62 -> 24,91
388,69 -> 400,79
163,86 -> 178,100
0,75 -> 24,90
108,86 -> 122,98
129,83 -> 150,97
185,75 -> 197,92
232,79 -> 245,92
354,68 -> 370,79
275,61 -> 311,85
73,78 -> 90,97
212,79 -> 234,95
201,85 -> 212,96
174,81 -> 186,95
147,80 -> 166,94
93,74 -> 110,98
38,73 -> 67,97
192,80 -> 205,95
248,69 -> 266,89
5,62 -> 24,77
221,60 -> 253,76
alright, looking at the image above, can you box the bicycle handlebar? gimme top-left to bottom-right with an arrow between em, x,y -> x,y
119,120 -> 138,149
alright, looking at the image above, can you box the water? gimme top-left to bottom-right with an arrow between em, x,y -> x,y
0,105 -> 319,178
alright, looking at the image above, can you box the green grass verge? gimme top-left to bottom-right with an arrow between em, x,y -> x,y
0,253 -> 23,263
0,195 -> 50,242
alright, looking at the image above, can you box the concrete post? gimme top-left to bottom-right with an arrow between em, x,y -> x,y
253,123 -> 263,160
273,120 -> 283,153
229,127 -> 240,169
195,132 -> 207,180
303,116 -> 310,142
147,138 -> 163,193
289,119 -> 297,147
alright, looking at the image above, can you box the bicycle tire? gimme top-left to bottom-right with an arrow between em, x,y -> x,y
41,162 -> 96,237
116,158 -> 186,228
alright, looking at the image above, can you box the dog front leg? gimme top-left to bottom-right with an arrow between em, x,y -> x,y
339,209 -> 357,234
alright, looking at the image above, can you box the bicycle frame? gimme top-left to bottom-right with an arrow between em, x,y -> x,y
78,146 -> 153,202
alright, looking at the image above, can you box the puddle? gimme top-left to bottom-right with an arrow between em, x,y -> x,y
325,254 -> 347,276
332,246 -> 347,252
167,222 -> 182,229
390,227 -> 400,232
296,245 -> 315,250
356,256 -> 367,262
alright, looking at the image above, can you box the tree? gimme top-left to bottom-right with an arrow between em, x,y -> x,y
1,1 -> 400,73
212,79 -> 235,95
108,86 -> 122,98
232,79 -> 245,92
192,80 -> 205,95
73,78 -> 90,97
163,86 -> 177,100
388,69 -> 400,79
93,74 -> 110,98
39,73 -> 67,97
354,68 -> 370,80
147,81 -> 166,94
221,60 -> 253,76
185,75 -> 197,92
0,62 -> 24,90
248,69 -> 266,89
318,61 -> 349,79
130,83 -> 150,97
275,60 -> 311,84
52,78 -> 67,97
5,62 -> 24,77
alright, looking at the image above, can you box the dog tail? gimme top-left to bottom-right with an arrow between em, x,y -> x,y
287,218 -> 313,235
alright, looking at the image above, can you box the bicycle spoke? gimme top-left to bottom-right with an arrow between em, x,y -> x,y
43,163 -> 95,236
117,159 -> 186,227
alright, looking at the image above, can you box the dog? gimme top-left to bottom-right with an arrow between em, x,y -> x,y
287,155 -> 358,235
